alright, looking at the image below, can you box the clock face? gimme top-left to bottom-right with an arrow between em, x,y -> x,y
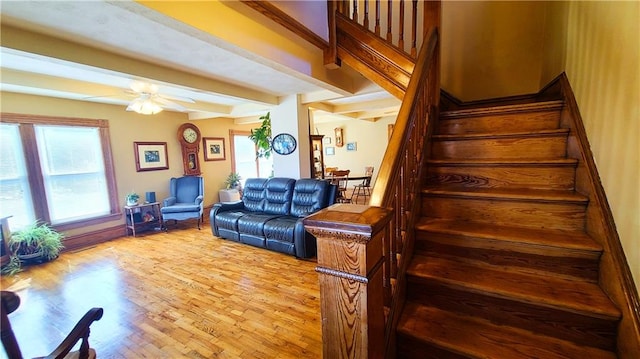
272,133 -> 297,155
183,128 -> 198,143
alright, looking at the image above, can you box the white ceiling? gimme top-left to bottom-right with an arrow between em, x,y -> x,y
0,0 -> 400,122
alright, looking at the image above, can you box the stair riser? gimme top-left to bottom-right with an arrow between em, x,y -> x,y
414,233 -> 600,282
397,333 -> 471,359
422,196 -> 586,231
438,111 -> 560,135
432,136 -> 567,159
406,281 -> 618,351
425,165 -> 576,190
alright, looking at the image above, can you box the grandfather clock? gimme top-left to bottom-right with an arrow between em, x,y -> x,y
177,123 -> 202,176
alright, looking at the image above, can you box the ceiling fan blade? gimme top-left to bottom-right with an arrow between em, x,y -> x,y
154,96 -> 188,112
158,93 -> 196,104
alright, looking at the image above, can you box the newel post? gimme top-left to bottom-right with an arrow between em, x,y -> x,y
304,203 -> 393,359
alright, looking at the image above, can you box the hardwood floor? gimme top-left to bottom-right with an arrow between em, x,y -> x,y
1,221 -> 322,358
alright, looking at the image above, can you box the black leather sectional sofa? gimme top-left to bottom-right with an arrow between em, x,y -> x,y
209,177 -> 336,258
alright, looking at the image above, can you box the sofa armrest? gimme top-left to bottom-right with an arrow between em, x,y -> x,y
209,201 -> 245,236
293,217 -> 317,258
163,196 -> 176,207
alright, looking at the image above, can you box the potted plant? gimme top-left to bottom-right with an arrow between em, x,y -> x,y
224,172 -> 242,190
248,112 -> 272,159
2,221 -> 65,274
126,191 -> 140,206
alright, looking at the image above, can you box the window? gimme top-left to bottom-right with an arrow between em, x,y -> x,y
230,130 -> 273,186
0,114 -> 119,230
0,123 -> 35,228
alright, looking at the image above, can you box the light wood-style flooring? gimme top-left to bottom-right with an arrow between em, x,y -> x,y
1,221 -> 322,358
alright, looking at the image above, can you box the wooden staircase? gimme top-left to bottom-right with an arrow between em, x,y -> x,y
396,100 -> 622,358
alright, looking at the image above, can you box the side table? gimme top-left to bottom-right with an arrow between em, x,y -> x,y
124,202 -> 162,237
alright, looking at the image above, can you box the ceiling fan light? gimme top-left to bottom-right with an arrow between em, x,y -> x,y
127,98 -> 163,115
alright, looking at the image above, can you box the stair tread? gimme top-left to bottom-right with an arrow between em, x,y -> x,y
412,255 -> 617,317
427,158 -> 578,166
440,100 -> 565,119
398,303 -> 616,359
423,185 -> 588,203
416,218 -> 603,252
407,255 -> 620,319
433,128 -> 569,141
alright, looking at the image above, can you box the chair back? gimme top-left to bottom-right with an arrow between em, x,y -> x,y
330,170 -> 350,188
325,167 -> 338,177
329,170 -> 351,202
171,176 -> 204,203
363,166 -> 374,186
2,291 -> 104,359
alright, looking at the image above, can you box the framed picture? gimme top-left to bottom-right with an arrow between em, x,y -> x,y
334,127 -> 344,147
203,137 -> 226,161
323,137 -> 331,145
346,142 -> 357,151
325,146 -> 335,156
134,142 -> 168,172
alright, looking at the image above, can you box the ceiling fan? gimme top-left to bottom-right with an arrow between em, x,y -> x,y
124,81 -> 195,115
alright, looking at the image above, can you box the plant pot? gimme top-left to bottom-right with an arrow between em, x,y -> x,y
127,200 -> 138,206
17,251 -> 54,266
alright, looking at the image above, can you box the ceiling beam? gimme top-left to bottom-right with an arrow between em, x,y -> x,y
0,24 -> 279,106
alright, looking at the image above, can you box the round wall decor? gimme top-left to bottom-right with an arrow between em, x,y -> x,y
272,133 -> 297,155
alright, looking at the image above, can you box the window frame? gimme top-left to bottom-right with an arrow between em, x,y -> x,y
229,130 -> 271,180
1,113 -> 121,231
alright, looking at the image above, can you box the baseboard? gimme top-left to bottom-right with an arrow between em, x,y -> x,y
546,72 -> 640,358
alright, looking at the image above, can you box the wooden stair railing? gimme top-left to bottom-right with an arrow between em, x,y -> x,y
304,26 -> 439,358
326,0 -> 440,99
330,0 -> 426,59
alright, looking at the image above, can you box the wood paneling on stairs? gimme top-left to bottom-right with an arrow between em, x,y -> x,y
335,12 -> 415,99
396,99 -> 624,358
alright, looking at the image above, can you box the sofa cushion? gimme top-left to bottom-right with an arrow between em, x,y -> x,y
242,178 -> 268,212
215,210 -> 249,232
290,179 -> 331,217
161,203 -> 201,213
263,216 -> 297,244
263,178 -> 295,215
238,213 -> 283,249
237,213 -> 283,236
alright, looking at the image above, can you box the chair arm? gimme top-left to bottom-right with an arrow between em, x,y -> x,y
44,307 -> 104,359
163,197 -> 177,207
209,201 -> 245,236
294,217 -> 317,258
195,195 -> 204,205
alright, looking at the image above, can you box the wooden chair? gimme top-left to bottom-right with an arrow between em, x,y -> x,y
353,166 -> 374,204
324,167 -> 338,177
329,169 -> 351,203
1,291 -> 104,359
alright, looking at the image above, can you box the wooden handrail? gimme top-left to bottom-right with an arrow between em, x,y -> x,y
304,25 -> 439,358
374,27 -> 439,358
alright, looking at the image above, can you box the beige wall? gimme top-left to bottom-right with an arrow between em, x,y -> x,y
562,1 -> 639,285
315,117 -> 396,186
441,1 -> 547,101
1,92 -> 237,236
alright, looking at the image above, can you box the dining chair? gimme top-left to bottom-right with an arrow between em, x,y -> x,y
325,166 -> 338,177
329,169 -> 351,203
353,166 -> 374,204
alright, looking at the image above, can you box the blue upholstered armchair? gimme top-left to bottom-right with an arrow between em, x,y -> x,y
160,176 -> 204,230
